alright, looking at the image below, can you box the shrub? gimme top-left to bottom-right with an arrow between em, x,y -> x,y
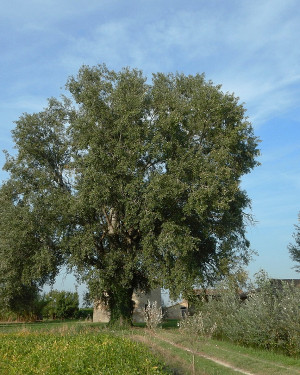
144,300 -> 163,329
0,286 -> 47,322
76,308 -> 93,320
179,311 -> 217,338
181,271 -> 300,356
42,290 -> 79,319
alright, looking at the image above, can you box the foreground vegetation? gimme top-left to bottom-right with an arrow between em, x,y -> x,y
1,320 -> 299,375
0,325 -> 171,375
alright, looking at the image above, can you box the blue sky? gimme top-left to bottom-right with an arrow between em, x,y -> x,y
1,0 -> 300,298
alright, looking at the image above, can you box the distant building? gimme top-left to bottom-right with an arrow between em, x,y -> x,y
166,288 -> 248,319
166,280 -> 300,320
270,279 -> 300,287
166,300 -> 188,319
93,288 -> 161,323
270,278 -> 300,291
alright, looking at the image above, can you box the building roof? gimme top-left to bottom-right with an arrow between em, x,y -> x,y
270,279 -> 300,288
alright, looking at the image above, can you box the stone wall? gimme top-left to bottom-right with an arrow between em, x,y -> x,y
93,288 -> 161,323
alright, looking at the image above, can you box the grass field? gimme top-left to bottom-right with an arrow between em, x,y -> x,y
135,329 -> 300,375
0,324 -> 171,375
1,321 -> 300,374
0,320 -> 102,333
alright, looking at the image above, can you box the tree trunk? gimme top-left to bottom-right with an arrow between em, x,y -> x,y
107,286 -> 134,327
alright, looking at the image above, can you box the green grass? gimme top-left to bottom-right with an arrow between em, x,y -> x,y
149,330 -> 300,375
161,319 -> 179,329
1,320 -> 300,375
143,337 -> 239,375
132,319 -> 179,329
0,327 -> 171,375
0,320 -> 106,334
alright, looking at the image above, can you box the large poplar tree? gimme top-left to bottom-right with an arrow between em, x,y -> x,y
1,64 -> 259,324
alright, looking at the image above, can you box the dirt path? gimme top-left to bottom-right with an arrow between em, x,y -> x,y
213,343 -> 300,374
132,334 -> 188,375
133,333 -> 256,375
132,332 -> 300,375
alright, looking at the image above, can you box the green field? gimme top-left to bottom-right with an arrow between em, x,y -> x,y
1,321 -> 300,375
0,325 -> 171,375
136,329 -> 300,375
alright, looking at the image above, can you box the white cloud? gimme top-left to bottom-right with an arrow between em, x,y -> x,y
49,0 -> 300,127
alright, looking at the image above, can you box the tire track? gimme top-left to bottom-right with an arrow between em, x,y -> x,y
133,333 -> 256,375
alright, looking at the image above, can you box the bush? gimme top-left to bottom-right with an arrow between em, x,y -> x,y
179,311 -> 217,338
42,290 -> 79,319
144,300 -> 163,329
0,286 -> 47,322
76,308 -> 93,320
181,272 -> 300,356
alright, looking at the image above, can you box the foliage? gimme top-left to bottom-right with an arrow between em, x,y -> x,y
0,330 -> 171,374
42,290 -> 79,319
76,308 -> 93,320
0,284 -> 47,321
288,213 -> 300,271
82,292 -> 93,308
0,181 -> 63,320
144,299 -> 163,329
1,64 -> 259,324
180,311 -> 217,338
181,271 -> 300,356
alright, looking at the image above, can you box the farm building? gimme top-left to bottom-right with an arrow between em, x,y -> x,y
166,300 -> 188,319
93,288 -> 161,323
270,279 -> 300,289
166,288 -> 248,319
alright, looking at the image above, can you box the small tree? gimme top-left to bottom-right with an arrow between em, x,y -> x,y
0,181 -> 63,320
0,283 -> 46,321
144,300 -> 163,329
43,290 -> 79,319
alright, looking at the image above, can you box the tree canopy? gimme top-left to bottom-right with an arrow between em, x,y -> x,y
0,64 -> 259,324
289,213 -> 300,271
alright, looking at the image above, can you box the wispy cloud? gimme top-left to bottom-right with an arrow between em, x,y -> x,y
2,0 -> 299,133
51,0 -> 300,127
